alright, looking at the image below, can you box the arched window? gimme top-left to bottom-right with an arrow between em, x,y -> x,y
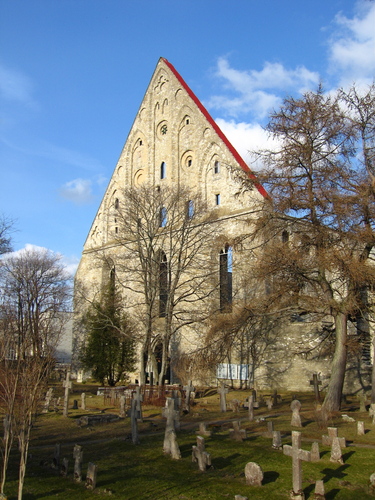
219,245 -> 233,312
214,161 -> 220,174
186,200 -> 194,219
160,206 -> 167,227
160,161 -> 166,179
159,251 -> 169,317
114,198 -> 119,209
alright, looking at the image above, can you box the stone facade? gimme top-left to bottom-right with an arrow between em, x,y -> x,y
73,58 -> 372,392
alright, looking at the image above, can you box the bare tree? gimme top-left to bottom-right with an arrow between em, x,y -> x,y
104,183 -> 218,385
0,247 -> 71,499
0,214 -> 14,255
250,84 -> 375,412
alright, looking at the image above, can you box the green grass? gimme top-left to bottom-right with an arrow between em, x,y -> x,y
2,386 -> 375,499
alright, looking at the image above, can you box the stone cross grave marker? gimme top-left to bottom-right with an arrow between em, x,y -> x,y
248,394 -> 254,421
283,431 -> 311,500
244,462 -> 263,486
163,397 -> 179,432
62,370 -> 72,418
266,398 -> 273,410
119,395 -> 126,418
197,422 -> 211,437
73,444 -> 83,482
359,391 -> 367,412
272,430 -> 282,450
81,392 -> 86,411
330,436 -> 344,464
322,427 -> 346,448
85,462 -> 98,490
183,380 -> 194,411
218,382 -> 228,412
192,436 -> 211,472
309,374 -> 322,403
229,420 -> 246,441
133,386 -> 143,422
163,397 -> 181,458
130,398 -> 139,445
163,429 -> 181,459
290,400 -> 302,427
171,390 -> 181,430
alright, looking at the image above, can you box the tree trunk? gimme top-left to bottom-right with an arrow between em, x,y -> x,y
371,337 -> 375,404
322,312 -> 348,413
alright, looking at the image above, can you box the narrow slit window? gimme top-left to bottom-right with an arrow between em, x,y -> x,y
215,193 -> 221,205
160,162 -> 166,179
160,206 -> 167,227
187,200 -> 194,219
214,161 -> 220,174
219,245 -> 233,312
159,252 -> 168,317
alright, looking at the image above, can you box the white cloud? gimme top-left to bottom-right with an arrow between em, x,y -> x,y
207,58 -> 319,120
60,178 -> 94,205
0,63 -> 36,106
328,2 -> 375,86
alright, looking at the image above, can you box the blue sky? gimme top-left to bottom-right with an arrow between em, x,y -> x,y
1,0 -> 374,275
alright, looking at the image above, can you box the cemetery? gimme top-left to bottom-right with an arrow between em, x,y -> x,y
2,379 -> 375,499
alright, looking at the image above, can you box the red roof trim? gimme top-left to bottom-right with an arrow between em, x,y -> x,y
161,58 -> 269,199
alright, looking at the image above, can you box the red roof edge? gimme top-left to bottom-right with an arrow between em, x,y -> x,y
161,58 -> 269,199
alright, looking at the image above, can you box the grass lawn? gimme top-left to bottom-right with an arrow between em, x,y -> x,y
2,384 -> 375,499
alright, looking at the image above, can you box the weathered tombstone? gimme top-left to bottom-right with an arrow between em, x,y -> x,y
133,386 -> 143,422
85,462 -> 98,490
231,399 -> 241,412
370,472 -> 375,493
369,403 -> 375,418
234,496 -> 248,500
73,444 -> 83,482
248,395 -> 254,422
119,395 -> 126,418
62,370 -> 72,418
130,398 -> 139,445
60,457 -> 68,477
183,380 -> 194,412
290,400 -> 302,427
171,391 -> 181,430
197,422 -> 212,437
283,431 -> 311,500
192,436 -> 211,472
265,421 -> 274,438
163,398 -> 179,434
52,443 -> 61,469
244,462 -> 263,486
330,436 -> 344,464
322,427 -> 346,448
357,421 -> 365,435
81,392 -> 86,411
229,421 -> 246,441
163,429 -> 181,459
314,479 -> 325,499
310,442 -> 320,462
309,374 -> 322,403
272,430 -> 282,450
341,414 -> 355,422
218,382 -> 228,412
359,391 -> 367,412
43,388 -> 54,413
266,398 -> 273,410
252,389 -> 259,409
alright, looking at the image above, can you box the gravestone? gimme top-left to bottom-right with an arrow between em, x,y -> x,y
231,399 -> 241,412
314,479 -> 325,499
218,382 -> 228,412
359,391 -> 367,412
52,443 -> 60,469
183,380 -> 194,412
369,403 -> 375,418
163,398 -> 179,433
60,457 -> 68,477
73,444 -> 83,482
357,421 -> 365,435
133,386 -> 143,422
290,400 -> 302,427
229,421 -> 246,441
283,431 -> 311,500
266,398 -> 273,410
81,392 -> 86,411
85,462 -> 98,490
235,496 -> 248,500
119,395 -> 126,418
248,395 -> 254,422
265,421 -> 274,438
130,398 -> 139,445
62,370 -> 72,418
272,430 -> 282,450
322,427 -> 346,448
163,429 -> 181,459
192,436 -> 211,471
341,414 -> 355,422
197,422 -> 212,437
244,462 -> 263,486
370,472 -> 375,493
171,391 -> 181,430
330,437 -> 344,464
309,374 -> 322,403
43,388 -> 54,413
252,389 -> 259,408
310,442 -> 320,462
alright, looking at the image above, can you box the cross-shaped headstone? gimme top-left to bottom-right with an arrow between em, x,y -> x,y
229,420 -> 247,441
330,436 -> 344,464
283,431 -> 311,499
192,436 -> 211,471
218,382 -> 228,412
322,427 -> 346,448
73,444 -> 83,483
163,429 -> 181,459
248,394 -> 254,422
309,374 -> 322,403
133,386 -> 143,422
183,380 -> 194,411
162,397 -> 179,433
197,422 -> 212,437
290,400 -> 302,427
62,370 -> 72,418
130,398 -> 139,444
119,395 -> 126,418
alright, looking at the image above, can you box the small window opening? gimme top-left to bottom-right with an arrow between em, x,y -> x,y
282,230 -> 289,243
214,161 -> 220,174
139,139 -> 143,145
186,118 -> 190,125
220,245 -> 233,312
115,226 -> 118,234
215,194 -> 221,205
159,252 -> 168,317
160,206 -> 167,227
187,200 -> 194,219
160,162 -> 166,179
114,198 -> 119,209
188,159 -> 192,167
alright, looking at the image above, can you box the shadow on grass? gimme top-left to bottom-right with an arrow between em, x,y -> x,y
263,470 -> 279,484
213,453 -> 241,469
24,488 -> 68,499
321,463 -> 350,483
342,450 -> 355,462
